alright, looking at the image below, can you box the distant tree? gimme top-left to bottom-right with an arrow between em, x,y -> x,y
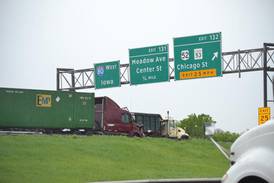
178,113 -> 215,138
213,131 -> 240,142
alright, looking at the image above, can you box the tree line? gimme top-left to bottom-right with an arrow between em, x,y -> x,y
177,113 -> 240,142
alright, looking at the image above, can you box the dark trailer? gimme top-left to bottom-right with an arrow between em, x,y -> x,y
132,112 -> 162,136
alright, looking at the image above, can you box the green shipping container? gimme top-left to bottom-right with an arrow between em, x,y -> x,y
0,88 -> 94,129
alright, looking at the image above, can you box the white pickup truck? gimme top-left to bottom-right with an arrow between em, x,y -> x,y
222,120 -> 274,183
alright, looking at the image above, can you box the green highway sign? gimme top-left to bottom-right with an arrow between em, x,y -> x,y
129,44 -> 169,85
94,61 -> 120,89
173,32 -> 222,80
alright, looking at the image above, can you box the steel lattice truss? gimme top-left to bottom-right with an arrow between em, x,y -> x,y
57,44 -> 274,92
223,48 -> 274,74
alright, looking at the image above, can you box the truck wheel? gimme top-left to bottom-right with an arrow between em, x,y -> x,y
129,132 -> 142,137
181,135 -> 189,140
128,132 -> 136,137
239,176 -> 268,183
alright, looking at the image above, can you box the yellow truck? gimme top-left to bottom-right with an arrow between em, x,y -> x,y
161,119 -> 189,140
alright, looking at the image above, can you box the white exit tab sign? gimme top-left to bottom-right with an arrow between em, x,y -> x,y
258,107 -> 271,125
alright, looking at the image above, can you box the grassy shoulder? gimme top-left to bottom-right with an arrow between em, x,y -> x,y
0,135 -> 229,183
217,141 -> 233,151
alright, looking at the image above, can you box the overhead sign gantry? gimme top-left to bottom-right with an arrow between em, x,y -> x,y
56,33 -> 274,108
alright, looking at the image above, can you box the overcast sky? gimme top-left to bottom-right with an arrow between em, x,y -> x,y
1,0 -> 274,132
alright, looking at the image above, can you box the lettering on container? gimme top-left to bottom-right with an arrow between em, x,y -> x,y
36,94 -> 52,107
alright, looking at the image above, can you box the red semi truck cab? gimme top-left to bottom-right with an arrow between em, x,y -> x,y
95,97 -> 143,136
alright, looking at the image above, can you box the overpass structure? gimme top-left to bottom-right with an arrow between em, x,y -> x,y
57,43 -> 274,107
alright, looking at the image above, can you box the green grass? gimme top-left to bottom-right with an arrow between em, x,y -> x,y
217,141 -> 233,152
0,135 -> 229,183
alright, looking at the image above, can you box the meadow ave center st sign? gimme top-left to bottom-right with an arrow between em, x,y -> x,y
129,44 -> 169,85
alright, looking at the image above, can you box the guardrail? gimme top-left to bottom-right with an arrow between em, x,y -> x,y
90,178 -> 221,183
0,130 -> 42,135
